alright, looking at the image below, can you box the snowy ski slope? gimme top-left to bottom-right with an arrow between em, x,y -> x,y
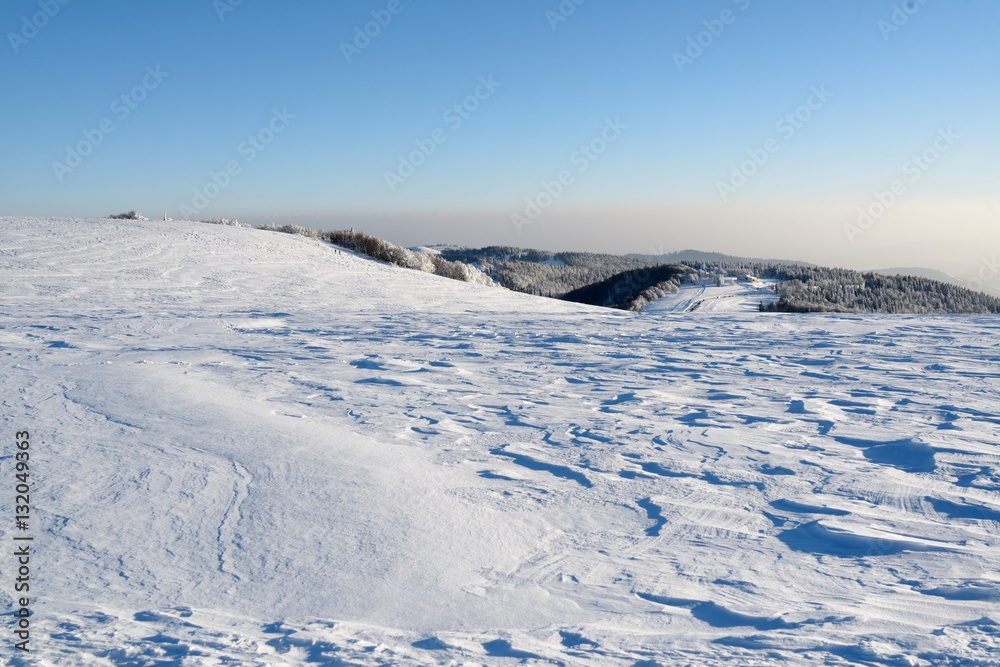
1,217 -> 998,666
643,281 -> 779,313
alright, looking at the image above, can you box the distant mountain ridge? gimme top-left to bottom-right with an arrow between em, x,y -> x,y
873,266 -> 1000,296
629,249 -> 813,266
874,267 -> 960,284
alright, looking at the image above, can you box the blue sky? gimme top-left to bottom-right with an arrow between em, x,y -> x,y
2,0 -> 997,273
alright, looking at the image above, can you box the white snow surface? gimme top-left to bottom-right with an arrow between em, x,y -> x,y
645,281 -> 779,313
1,217 -> 999,666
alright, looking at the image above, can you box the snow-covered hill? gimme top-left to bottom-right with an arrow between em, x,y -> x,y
643,280 -> 779,313
1,217 -> 998,666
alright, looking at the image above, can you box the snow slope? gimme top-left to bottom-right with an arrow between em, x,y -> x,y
1,217 -> 999,666
644,280 -> 779,313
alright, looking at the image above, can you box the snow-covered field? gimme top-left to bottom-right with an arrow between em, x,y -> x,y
1,217 -> 999,666
645,280 -> 779,313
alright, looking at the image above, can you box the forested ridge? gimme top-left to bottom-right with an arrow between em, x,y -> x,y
442,246 -> 1000,314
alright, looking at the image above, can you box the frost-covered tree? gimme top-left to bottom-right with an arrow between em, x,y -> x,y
108,210 -> 148,220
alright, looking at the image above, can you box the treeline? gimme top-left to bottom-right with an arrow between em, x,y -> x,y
326,230 -> 492,285
563,265 -> 691,310
444,245 -> 1000,314
761,272 -> 1000,314
438,246 -> 662,297
677,260 -> 1000,313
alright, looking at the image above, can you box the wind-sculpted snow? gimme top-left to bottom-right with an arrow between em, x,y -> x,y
1,218 -> 999,665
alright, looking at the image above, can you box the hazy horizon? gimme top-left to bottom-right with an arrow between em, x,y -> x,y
3,1 -> 997,285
